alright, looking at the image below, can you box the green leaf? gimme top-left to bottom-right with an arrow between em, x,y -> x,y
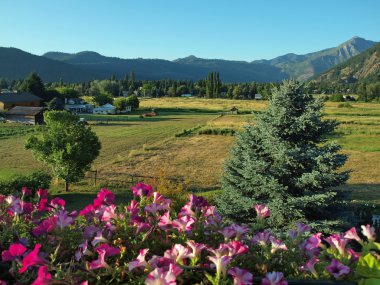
359,278 -> 380,285
356,253 -> 380,278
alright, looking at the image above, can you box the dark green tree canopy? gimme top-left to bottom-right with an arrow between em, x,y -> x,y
216,80 -> 349,229
25,111 -> 101,191
21,72 -> 46,99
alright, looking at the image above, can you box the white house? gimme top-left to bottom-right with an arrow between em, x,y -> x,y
64,98 -> 93,113
254,94 -> 263,100
93,103 -> 116,115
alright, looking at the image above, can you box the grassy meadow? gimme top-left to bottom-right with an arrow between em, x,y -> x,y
0,97 -> 379,209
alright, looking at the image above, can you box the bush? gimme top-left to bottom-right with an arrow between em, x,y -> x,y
198,128 -> 236,136
0,171 -> 51,195
330,93 -> 345,102
125,95 -> 140,110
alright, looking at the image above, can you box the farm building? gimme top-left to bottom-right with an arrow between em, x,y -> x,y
0,92 -> 43,111
93,103 -> 116,115
64,98 -> 94,113
230,106 -> 239,114
5,106 -> 45,125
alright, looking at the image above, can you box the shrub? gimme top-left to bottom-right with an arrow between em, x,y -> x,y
0,171 -> 51,195
330,93 -> 345,102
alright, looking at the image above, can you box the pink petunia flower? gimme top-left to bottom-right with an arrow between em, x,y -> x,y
300,257 -> 319,277
270,237 -> 288,254
164,244 -> 190,265
158,211 -> 172,230
172,215 -> 195,233
226,240 -> 249,256
252,231 -> 272,247
36,189 -> 48,199
325,259 -> 350,279
32,217 -> 57,236
54,210 -> 76,229
186,240 -> 206,261
19,244 -> 46,273
361,224 -> 376,241
228,267 -> 253,285
1,243 -> 27,262
88,249 -> 109,270
325,234 -> 347,256
344,227 -> 362,243
93,188 -> 115,207
253,204 -> 270,219
131,183 -> 153,197
129,249 -> 149,271
262,272 -> 288,285
50,197 -> 66,209
101,205 -> 117,222
21,187 -> 32,197
208,255 -> 232,278
31,265 -> 51,285
304,233 -> 322,254
94,244 -> 120,258
145,264 -> 183,285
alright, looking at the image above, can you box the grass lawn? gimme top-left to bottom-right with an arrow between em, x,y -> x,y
0,99 -> 379,210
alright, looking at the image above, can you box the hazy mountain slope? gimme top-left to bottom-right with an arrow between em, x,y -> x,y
0,47 -> 99,82
314,42 -> 380,84
253,36 -> 376,81
44,51 -> 287,82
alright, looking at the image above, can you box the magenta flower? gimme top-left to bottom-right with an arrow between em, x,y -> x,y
226,240 -> 249,256
93,188 -> 115,207
36,189 -> 48,199
37,198 -> 50,212
101,205 -> 117,222
2,243 -> 27,262
220,224 -> 249,240
172,215 -> 195,233
88,249 -> 109,270
325,259 -> 350,279
164,244 -> 190,265
304,233 -> 322,252
253,204 -> 270,219
146,264 -> 183,285
270,237 -> 288,254
21,201 -> 34,215
79,204 -> 96,218
95,244 -> 120,257
21,187 -> 32,197
228,267 -> 253,285
19,244 -> 46,273
32,216 -> 57,236
361,224 -> 376,241
296,223 -> 311,234
346,248 -> 360,263
300,257 -> 319,277
186,240 -> 206,260
145,203 -> 165,215
262,272 -> 288,285
129,249 -> 149,271
208,255 -> 232,278
54,210 -> 76,229
50,197 -> 66,209
344,227 -> 362,243
131,183 -> 153,197
31,266 -> 51,285
252,231 -> 272,247
325,234 -> 347,256
91,231 -> 108,247
158,211 -> 172,230
148,255 -> 174,271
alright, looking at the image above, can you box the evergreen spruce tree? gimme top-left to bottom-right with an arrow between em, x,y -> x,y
216,80 -> 349,229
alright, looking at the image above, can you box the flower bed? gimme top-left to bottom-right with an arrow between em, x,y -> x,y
0,184 -> 379,284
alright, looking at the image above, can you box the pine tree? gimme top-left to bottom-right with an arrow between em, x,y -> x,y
216,80 -> 349,229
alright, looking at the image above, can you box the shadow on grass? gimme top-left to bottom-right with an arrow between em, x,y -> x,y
51,191 -> 133,211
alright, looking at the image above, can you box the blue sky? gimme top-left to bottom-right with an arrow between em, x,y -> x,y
1,0 -> 379,61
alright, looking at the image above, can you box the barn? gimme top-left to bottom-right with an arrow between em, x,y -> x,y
0,92 -> 43,110
5,106 -> 45,125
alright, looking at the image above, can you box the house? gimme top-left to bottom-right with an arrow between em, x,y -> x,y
181,94 -> 192,98
254,94 -> 263,100
5,106 -> 45,125
0,92 -> 43,111
230,106 -> 238,115
93,103 -> 116,115
64,98 -> 93,113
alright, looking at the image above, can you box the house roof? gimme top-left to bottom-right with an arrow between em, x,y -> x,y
0,92 -> 43,103
6,106 -> 45,116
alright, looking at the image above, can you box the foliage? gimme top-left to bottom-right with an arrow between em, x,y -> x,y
0,171 -> 51,195
25,111 -> 101,191
217,80 -> 349,229
92,93 -> 113,106
113,97 -> 128,111
0,184 -> 378,284
330,94 -> 345,102
20,72 -> 47,100
125,94 -> 140,110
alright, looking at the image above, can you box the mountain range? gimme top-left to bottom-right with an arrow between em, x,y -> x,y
0,36 -> 377,83
314,41 -> 380,84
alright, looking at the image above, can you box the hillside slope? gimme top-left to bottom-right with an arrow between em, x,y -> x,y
314,42 -> 380,84
0,47 -> 99,82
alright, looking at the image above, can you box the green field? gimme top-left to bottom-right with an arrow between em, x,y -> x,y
0,98 -> 379,209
